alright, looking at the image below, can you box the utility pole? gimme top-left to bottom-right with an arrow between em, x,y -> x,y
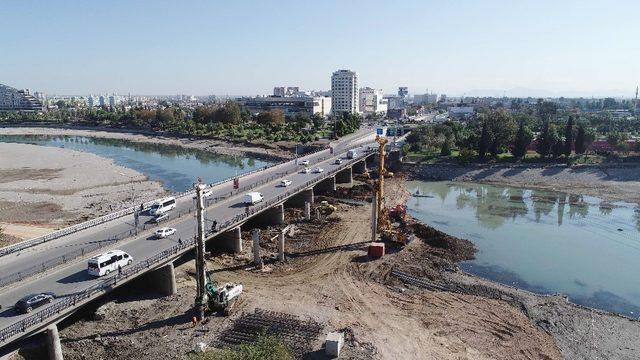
194,183 -> 207,320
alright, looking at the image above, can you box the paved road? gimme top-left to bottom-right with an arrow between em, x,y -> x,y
0,129 -> 378,338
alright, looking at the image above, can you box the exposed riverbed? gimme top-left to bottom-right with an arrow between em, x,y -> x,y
406,180 -> 640,318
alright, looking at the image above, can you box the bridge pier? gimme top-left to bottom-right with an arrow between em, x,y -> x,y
314,176 -> 336,194
252,229 -> 262,267
305,201 -> 311,220
148,262 -> 176,296
264,204 -> 285,225
46,324 -> 63,360
284,188 -> 314,208
219,226 -> 242,253
352,160 -> 367,174
335,167 -> 353,186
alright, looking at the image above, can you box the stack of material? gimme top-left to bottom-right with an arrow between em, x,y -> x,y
368,242 -> 385,259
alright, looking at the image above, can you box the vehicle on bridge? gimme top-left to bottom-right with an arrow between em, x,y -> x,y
244,192 -> 264,205
334,158 -> 343,165
301,167 -> 311,174
280,179 -> 292,187
14,293 -> 55,314
149,197 -> 176,216
347,149 -> 357,159
300,159 -> 310,166
88,250 -> 133,277
149,213 -> 169,224
314,167 -> 324,173
155,227 -> 177,239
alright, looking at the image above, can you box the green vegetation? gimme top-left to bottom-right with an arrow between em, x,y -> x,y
0,101 -> 354,144
406,101 -> 638,164
187,336 -> 294,360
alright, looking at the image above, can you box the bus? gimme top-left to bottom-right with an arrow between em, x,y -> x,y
87,250 -> 133,277
149,197 -> 176,216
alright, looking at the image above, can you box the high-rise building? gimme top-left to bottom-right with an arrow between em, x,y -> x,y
398,87 -> 409,98
88,95 -> 94,108
359,87 -> 388,115
331,69 -> 359,114
0,83 -> 43,111
108,95 -> 116,109
99,95 -> 105,107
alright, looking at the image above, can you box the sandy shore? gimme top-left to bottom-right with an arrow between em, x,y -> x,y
409,162 -> 640,205
0,126 -> 293,161
0,142 -> 165,241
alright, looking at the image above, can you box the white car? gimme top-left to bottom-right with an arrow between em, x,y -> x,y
155,227 -> 176,239
281,179 -> 292,187
192,189 -> 213,199
301,167 -> 311,174
334,158 -> 343,165
300,159 -> 310,166
314,167 -> 324,173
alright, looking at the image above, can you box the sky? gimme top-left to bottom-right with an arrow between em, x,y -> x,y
1,0 -> 639,97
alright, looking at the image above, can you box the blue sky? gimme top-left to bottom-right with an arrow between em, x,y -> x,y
1,0 -> 638,97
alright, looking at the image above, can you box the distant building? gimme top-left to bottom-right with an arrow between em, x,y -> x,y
448,106 -> 474,119
273,87 -> 300,97
239,95 -> 332,117
108,95 -> 116,109
359,87 -> 388,115
331,69 -> 359,114
385,95 -> 405,110
398,87 -> 409,98
99,95 -> 105,107
0,83 -> 43,111
413,93 -> 438,105
88,96 -> 94,108
387,108 -> 407,119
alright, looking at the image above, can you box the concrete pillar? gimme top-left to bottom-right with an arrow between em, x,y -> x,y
314,176 -> 336,194
304,201 -> 311,221
277,232 -> 285,262
219,227 -> 242,253
284,188 -> 313,208
335,167 -> 353,185
46,324 -> 63,360
352,160 -> 367,174
252,229 -> 262,267
267,204 -> 285,225
159,263 -> 177,296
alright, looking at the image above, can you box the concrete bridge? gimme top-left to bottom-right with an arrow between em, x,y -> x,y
0,131 -> 390,356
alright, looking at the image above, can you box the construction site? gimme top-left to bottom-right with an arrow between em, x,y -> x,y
7,137 -> 640,360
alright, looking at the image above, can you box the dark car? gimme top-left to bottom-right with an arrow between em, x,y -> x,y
14,293 -> 55,314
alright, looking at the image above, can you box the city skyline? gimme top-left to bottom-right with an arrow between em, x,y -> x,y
2,0 -> 639,97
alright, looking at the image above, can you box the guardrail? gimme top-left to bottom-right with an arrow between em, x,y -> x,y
0,145 -> 364,289
0,146 -> 331,258
0,147 -> 375,345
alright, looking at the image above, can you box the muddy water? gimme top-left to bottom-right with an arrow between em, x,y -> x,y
0,135 -> 273,192
406,180 -> 640,317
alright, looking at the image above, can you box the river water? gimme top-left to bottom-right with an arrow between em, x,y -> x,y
406,180 -> 640,317
0,135 -> 274,192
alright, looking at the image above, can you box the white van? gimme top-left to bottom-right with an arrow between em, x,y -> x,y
87,250 -> 133,277
244,192 -> 264,205
347,149 -> 357,159
149,197 -> 176,216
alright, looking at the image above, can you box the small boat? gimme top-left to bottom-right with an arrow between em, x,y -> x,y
412,189 -> 432,198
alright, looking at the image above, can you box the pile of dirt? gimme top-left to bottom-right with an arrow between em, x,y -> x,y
410,221 -> 476,262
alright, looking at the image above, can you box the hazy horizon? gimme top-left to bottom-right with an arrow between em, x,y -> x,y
2,0 -> 638,98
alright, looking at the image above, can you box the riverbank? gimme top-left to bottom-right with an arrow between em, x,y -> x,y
0,126 -> 296,162
408,162 -> 640,205
0,142 -> 165,243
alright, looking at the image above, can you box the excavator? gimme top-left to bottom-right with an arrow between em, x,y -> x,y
204,271 -> 243,316
374,135 -> 410,246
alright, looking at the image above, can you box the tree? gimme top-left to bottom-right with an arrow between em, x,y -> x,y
478,121 -> 489,160
512,121 -> 532,159
564,115 -> 574,158
537,120 -> 551,158
255,109 -> 285,125
215,102 -> 242,125
440,141 -> 451,156
575,124 -> 587,155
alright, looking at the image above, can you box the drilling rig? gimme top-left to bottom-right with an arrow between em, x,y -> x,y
372,136 -> 409,246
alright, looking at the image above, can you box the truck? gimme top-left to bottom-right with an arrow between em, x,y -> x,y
244,191 -> 264,205
347,149 -> 357,159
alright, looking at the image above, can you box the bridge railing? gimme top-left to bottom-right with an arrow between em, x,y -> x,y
0,148 -> 375,344
0,146 -> 331,258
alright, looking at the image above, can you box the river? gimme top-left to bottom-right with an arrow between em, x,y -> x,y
0,135 -> 274,192
406,180 -> 640,317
